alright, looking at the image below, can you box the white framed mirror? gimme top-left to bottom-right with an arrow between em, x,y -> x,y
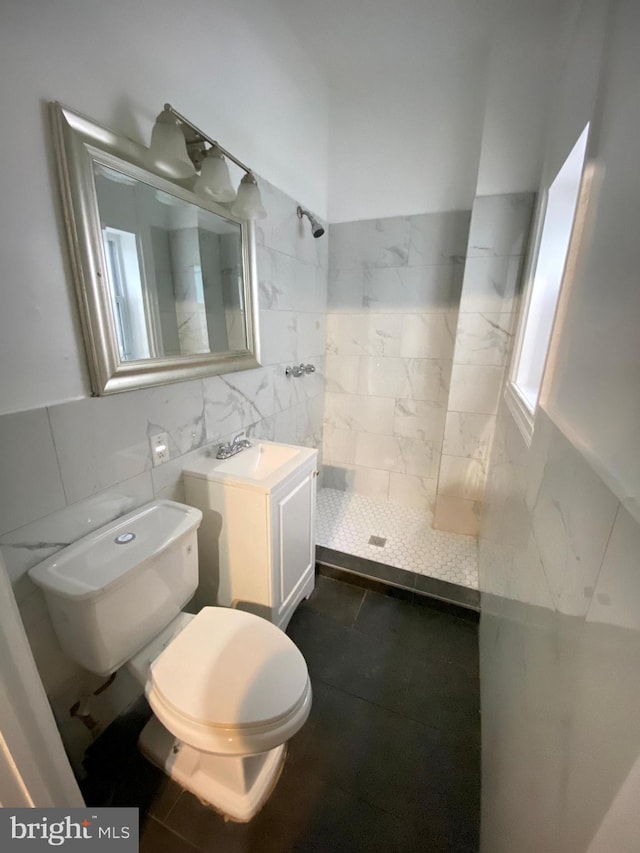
51,102 -> 261,395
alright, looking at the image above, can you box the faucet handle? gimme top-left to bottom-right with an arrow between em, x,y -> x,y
232,432 -> 251,449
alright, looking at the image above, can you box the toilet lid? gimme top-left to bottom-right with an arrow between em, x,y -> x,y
149,607 -> 309,729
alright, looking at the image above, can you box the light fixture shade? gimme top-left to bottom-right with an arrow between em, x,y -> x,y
149,108 -> 195,179
195,146 -> 236,202
230,173 -> 266,220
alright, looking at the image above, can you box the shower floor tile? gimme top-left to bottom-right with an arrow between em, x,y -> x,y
316,488 -> 478,590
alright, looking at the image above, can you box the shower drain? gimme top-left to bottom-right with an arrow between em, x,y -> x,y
368,535 -> 386,547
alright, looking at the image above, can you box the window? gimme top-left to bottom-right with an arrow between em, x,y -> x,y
507,124 -> 590,441
102,227 -> 151,361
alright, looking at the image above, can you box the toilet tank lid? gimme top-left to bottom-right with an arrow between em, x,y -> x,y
28,500 -> 202,600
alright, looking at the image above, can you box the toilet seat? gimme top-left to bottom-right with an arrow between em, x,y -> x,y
146,606 -> 312,755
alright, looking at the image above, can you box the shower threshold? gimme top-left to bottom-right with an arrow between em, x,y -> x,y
316,488 -> 479,610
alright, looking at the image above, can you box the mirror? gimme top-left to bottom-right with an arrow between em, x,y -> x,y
51,103 -> 260,395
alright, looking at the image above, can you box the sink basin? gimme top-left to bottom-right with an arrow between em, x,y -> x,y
183,440 -> 317,493
216,442 -> 301,480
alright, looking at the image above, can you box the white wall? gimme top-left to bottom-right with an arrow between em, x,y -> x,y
275,0 -> 494,223
480,1 -> 640,850
0,0 -> 329,415
328,66 -> 488,222
545,0 -> 640,510
476,0 -> 576,197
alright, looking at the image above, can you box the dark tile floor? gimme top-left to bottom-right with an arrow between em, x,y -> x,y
81,575 -> 480,852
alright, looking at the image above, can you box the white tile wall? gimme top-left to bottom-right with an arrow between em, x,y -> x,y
399,313 -> 457,359
329,217 -> 411,269
0,409 -> 67,535
393,399 -> 447,442
434,193 -> 534,535
480,408 -> 640,853
447,364 -> 504,415
323,210 -> 470,512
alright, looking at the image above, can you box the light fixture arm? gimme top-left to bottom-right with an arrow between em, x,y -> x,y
163,103 -> 252,175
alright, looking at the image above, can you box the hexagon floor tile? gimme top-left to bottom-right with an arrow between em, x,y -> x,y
316,488 -> 478,590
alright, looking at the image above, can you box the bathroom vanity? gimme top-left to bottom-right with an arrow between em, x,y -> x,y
183,441 -> 318,629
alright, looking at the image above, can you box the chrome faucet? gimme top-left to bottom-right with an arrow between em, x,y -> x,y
216,432 -> 252,460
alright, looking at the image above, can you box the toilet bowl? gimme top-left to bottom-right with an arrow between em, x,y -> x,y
134,606 -> 312,820
27,500 -> 312,822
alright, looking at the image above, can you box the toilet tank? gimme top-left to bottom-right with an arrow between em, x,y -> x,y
28,500 -> 202,676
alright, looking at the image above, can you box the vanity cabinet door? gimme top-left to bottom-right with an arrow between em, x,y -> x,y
271,466 -> 316,627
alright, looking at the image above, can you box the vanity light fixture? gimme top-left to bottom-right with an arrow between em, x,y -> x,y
148,107 -> 196,179
149,104 -> 266,219
231,173 -> 267,220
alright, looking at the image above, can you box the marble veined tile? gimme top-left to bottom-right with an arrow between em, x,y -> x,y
49,394 -> 152,505
467,193 -> 534,258
354,432 -> 435,477
399,436 -> 438,478
326,314 -> 402,357
258,310 -> 297,365
325,354 -> 360,395
454,313 -> 514,366
362,264 -> 462,313
203,368 -> 275,443
323,425 -> 357,464
327,269 -> 364,313
297,313 -> 326,360
357,357 -> 412,399
459,255 -> 523,314
0,408 -> 66,536
448,364 -> 504,414
588,504 -> 640,630
394,399 -> 447,442
400,313 -> 457,359
531,429 -> 619,617
259,247 -> 325,313
321,465 -> 390,500
258,248 -> 300,311
433,494 -> 481,536
438,454 -> 487,501
287,254 -> 321,313
388,472 -> 437,512
354,432 -> 404,472
324,392 -> 395,435
406,358 -> 452,403
0,471 -> 154,588
144,381 -> 207,457
408,210 -> 471,266
329,216 -> 411,270
443,412 -> 496,461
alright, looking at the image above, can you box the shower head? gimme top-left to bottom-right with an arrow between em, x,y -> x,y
297,206 -> 325,238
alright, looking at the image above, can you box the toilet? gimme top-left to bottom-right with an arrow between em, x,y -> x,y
28,499 -> 312,821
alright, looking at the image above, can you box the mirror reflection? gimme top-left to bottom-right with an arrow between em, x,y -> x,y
94,163 -> 247,362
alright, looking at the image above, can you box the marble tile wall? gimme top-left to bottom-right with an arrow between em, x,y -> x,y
0,176 -> 327,770
322,211 -> 470,511
433,193 -> 534,535
480,403 -> 640,852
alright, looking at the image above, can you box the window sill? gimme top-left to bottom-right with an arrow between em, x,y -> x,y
504,382 -> 535,447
